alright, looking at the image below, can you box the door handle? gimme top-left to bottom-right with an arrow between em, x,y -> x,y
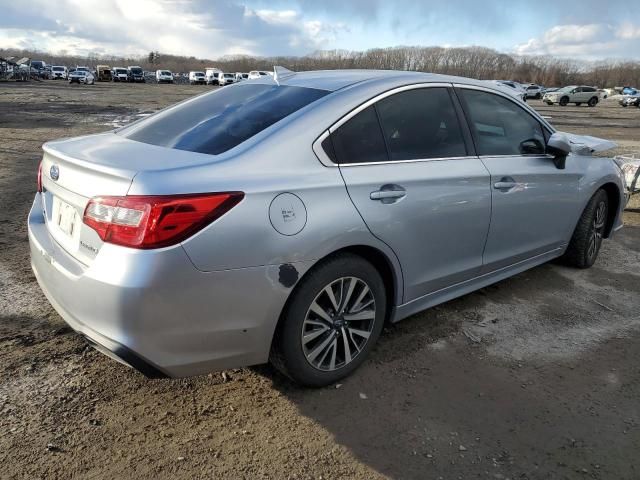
370,190 -> 406,200
370,184 -> 406,203
493,177 -> 517,191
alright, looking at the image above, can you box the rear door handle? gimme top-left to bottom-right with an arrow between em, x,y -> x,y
493,177 -> 517,191
370,184 -> 406,203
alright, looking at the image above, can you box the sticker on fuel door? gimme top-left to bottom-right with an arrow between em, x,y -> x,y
269,193 -> 307,236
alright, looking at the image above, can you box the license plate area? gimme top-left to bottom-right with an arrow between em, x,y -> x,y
51,196 -> 80,242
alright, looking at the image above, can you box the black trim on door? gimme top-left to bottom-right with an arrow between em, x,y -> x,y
448,87 -> 477,157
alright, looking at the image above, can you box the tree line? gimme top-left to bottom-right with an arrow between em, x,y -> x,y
2,46 -> 639,87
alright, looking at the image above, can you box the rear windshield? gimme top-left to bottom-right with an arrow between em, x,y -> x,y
118,84 -> 329,155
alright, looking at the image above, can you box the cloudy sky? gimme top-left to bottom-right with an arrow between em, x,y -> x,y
0,0 -> 638,60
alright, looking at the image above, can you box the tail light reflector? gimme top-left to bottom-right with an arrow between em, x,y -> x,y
37,161 -> 43,193
83,192 -> 244,249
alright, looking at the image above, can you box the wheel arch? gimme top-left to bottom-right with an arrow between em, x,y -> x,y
271,244 -> 402,351
598,182 -> 621,238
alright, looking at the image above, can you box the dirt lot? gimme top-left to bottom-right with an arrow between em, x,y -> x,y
1,81 -> 639,480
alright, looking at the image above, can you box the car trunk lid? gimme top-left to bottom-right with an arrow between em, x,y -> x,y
39,132 -> 222,265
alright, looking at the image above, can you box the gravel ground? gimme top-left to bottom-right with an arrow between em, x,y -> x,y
1,82 -> 639,480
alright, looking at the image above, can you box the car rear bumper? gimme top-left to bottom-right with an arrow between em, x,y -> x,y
28,194 -> 298,378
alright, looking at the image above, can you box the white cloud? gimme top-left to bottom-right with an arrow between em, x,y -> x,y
514,22 -> 640,59
0,0 -> 348,58
542,24 -> 605,44
617,22 -> 640,40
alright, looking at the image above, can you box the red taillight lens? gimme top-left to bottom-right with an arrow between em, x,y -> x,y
37,161 -> 43,193
83,192 -> 244,249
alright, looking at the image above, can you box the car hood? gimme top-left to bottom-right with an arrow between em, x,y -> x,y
561,132 -> 617,153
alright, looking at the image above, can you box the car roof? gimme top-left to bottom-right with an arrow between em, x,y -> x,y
255,69 -> 507,92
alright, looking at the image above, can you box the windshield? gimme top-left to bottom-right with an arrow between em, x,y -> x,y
119,84 -> 329,156
130,68 -> 142,74
557,86 -> 575,93
52,67 -> 64,71
194,72 -> 204,76
224,73 -> 234,78
161,71 -> 171,75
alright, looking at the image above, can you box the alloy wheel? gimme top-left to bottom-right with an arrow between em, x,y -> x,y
587,200 -> 607,261
301,277 -> 376,372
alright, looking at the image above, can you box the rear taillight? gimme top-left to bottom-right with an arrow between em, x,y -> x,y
37,161 -> 43,193
83,192 -> 244,249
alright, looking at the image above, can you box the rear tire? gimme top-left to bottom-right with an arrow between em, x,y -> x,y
575,103 -> 582,106
271,254 -> 387,387
588,97 -> 598,107
563,189 -> 608,269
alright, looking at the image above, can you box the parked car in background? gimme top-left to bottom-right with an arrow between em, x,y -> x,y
75,66 -> 90,73
235,72 -> 249,82
156,70 -> 174,84
96,65 -> 112,82
248,70 -> 272,80
127,66 -> 145,83
30,70 -> 625,386
489,80 -> 527,102
112,67 -> 128,82
207,71 -> 224,85
543,86 -> 600,107
619,95 -> 640,107
51,66 -> 68,80
622,87 -> 638,96
189,71 -> 206,85
68,70 -> 95,85
31,60 -> 48,79
220,72 -> 236,85
205,68 -> 222,85
525,84 -> 544,99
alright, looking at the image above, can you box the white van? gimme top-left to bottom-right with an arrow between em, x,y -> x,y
205,68 -> 222,85
188,71 -> 206,85
156,70 -> 174,84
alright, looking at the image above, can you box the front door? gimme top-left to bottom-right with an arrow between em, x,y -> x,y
457,87 -> 582,272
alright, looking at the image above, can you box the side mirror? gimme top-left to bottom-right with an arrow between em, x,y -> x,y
546,132 -> 571,169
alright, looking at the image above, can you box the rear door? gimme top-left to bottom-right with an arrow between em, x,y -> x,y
456,86 -> 582,272
324,85 -> 492,302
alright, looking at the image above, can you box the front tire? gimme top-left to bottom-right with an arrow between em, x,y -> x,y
271,254 -> 387,387
559,97 -> 569,106
563,190 -> 608,268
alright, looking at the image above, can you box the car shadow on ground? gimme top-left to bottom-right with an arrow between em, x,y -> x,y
257,238 -> 640,479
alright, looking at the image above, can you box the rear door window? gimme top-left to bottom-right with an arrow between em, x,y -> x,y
460,89 -> 546,156
119,84 -> 328,155
376,88 -> 467,160
330,106 -> 388,164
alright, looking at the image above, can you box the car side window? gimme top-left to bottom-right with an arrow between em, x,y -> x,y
375,88 -> 467,160
331,106 -> 388,164
460,89 -> 546,156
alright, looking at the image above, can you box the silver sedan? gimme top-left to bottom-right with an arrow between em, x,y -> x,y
29,69 -> 626,386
